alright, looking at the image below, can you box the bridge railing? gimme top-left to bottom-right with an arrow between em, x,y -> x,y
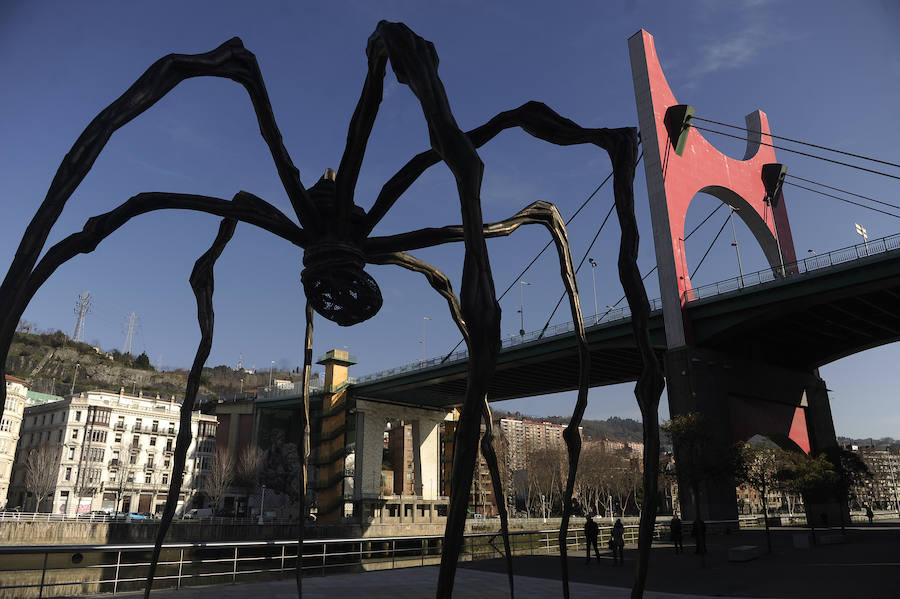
683,231 -> 900,303
356,232 -> 899,385
354,297 -> 665,384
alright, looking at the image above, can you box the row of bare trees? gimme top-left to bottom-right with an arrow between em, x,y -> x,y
504,443 -> 645,519
201,445 -> 265,512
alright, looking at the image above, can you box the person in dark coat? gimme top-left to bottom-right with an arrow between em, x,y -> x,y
865,505 -> 874,524
584,513 -> 601,564
670,514 -> 683,553
611,518 -> 625,565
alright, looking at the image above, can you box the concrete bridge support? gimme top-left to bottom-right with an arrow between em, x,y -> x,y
353,399 -> 451,519
665,346 -> 844,524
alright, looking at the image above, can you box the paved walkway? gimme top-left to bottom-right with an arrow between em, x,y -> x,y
89,524 -> 899,599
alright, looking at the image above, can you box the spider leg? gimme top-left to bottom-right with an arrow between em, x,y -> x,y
145,218 -> 237,599
296,300 -> 314,598
335,42 -> 389,234
367,252 -> 515,597
368,22 -> 498,599
365,101 -> 632,236
0,190 -> 303,410
372,201 -> 589,599
0,37 -> 318,393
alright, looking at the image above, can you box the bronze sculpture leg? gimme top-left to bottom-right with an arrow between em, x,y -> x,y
145,218 -> 237,598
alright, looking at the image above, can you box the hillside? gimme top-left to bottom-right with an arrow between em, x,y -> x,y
5,330 -> 300,400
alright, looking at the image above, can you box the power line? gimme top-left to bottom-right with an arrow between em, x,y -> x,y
785,174 -> 900,212
72,291 -> 92,342
691,115 -> 900,171
689,124 -> 900,182
784,181 -> 900,219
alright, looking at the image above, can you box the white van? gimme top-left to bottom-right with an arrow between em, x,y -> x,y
184,508 -> 213,519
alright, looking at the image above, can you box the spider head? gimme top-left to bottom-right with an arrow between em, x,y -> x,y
300,169 -> 383,326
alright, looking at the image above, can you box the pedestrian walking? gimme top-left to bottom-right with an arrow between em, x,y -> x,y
670,514 -> 683,553
692,517 -> 707,555
584,513 -> 601,564
865,505 -> 874,524
611,518 -> 625,565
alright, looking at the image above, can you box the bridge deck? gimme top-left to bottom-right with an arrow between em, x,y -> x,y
352,238 -> 900,408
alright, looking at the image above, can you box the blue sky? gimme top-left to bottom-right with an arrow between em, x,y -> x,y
1,1 -> 898,438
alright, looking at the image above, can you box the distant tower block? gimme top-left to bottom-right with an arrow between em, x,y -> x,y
72,291 -> 92,342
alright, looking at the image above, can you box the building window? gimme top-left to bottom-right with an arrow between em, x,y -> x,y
167,423 -> 175,435
145,474 -> 152,484
147,456 -> 154,469
134,419 -> 142,432
162,473 -> 168,485
129,452 -> 138,465
75,411 -> 81,422
163,457 -> 170,468
150,437 -> 157,446
71,429 -> 78,440
57,430 -> 63,442
165,439 -> 172,452
152,421 -> 159,433
65,467 -> 72,481
132,435 -> 140,446
114,433 -> 122,444
68,447 -> 75,460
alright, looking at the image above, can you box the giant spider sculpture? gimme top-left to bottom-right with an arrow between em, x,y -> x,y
0,21 -> 664,599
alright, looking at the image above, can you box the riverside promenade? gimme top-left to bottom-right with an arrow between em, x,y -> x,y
85,523 -> 899,599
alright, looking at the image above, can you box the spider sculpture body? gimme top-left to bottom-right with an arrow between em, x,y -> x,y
0,21 -> 662,599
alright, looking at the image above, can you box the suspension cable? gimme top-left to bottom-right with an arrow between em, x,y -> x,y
537,202 -> 616,338
441,155 -> 631,363
785,174 -> 900,212
691,116 -> 900,171
784,181 -> 900,219
689,211 -> 732,280
689,124 -> 900,182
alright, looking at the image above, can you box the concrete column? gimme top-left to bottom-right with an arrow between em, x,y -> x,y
353,407 -> 387,500
412,418 -> 443,500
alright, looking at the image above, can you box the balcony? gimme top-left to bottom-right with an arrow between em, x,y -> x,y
133,424 -> 142,432
108,459 -> 120,468
113,423 -> 126,431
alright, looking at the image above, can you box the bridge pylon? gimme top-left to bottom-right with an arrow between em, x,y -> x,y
629,30 -> 844,524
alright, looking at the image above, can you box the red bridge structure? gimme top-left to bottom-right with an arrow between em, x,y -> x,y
629,29 -> 838,522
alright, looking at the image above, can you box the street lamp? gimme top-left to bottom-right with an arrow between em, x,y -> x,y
70,362 -> 80,396
729,207 -> 745,287
855,223 -> 869,255
518,281 -> 531,337
268,360 -> 275,387
421,316 -> 432,364
588,258 -> 599,324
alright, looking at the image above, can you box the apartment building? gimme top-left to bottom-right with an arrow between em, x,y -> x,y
1,376 -> 27,507
499,417 -> 583,471
8,388 -> 216,515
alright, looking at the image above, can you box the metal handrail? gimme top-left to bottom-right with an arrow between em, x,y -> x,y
355,232 -> 900,385
0,523 -> 677,596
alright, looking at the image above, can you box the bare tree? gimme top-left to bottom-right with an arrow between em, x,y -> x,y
236,446 -> 264,511
527,446 -> 566,518
202,448 -> 234,512
734,442 -> 780,554
24,446 -> 59,512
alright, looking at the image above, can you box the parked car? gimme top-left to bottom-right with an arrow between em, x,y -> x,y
126,512 -> 151,521
77,510 -> 109,519
183,508 -> 213,519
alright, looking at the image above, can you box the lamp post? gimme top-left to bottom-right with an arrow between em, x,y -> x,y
729,207 -> 745,287
258,484 -> 266,525
855,223 -> 869,256
70,362 -> 80,396
518,281 -> 531,337
239,378 -> 244,393
420,316 -> 432,364
268,360 -> 275,387
588,258 -> 599,324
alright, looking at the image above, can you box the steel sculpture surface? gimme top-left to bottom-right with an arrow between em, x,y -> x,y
0,21 -> 661,599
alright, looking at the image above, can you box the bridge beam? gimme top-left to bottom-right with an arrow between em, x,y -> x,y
665,346 -> 844,524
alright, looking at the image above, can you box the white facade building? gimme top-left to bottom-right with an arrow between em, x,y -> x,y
9,389 -> 216,515
1,376 -> 27,507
